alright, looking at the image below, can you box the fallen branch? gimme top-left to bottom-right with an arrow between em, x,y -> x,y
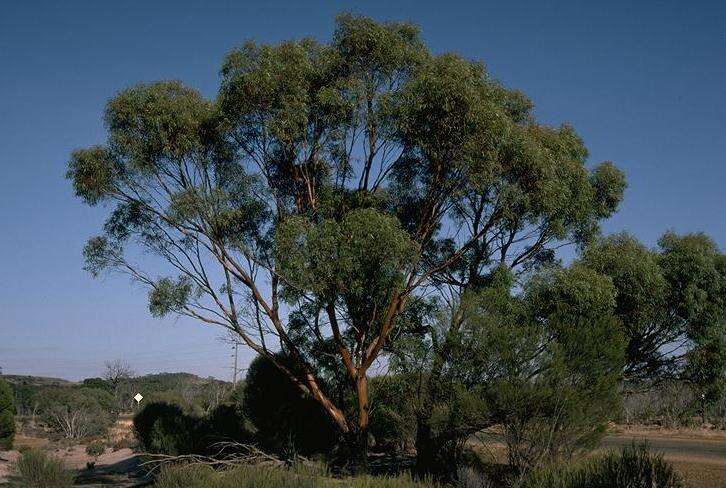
139,442 -> 307,474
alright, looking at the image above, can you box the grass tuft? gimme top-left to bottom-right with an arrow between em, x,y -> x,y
11,449 -> 75,488
154,462 -> 439,488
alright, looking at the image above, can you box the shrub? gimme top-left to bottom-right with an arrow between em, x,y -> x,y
133,402 -> 196,455
487,266 -> 625,470
202,403 -> 253,446
85,441 -> 106,458
515,445 -> 684,488
38,387 -> 116,438
82,377 -> 112,391
369,375 -> 417,452
11,449 -> 75,487
580,445 -> 683,488
243,354 -> 339,456
85,440 -> 106,466
134,400 -> 255,456
0,378 -> 15,449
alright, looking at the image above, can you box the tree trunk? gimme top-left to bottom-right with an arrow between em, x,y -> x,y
357,374 -> 369,438
346,374 -> 370,473
415,334 -> 456,478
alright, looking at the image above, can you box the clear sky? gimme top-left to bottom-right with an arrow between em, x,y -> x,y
1,0 -> 724,381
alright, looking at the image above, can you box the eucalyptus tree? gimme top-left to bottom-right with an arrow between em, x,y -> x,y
67,13 -> 625,459
582,232 -> 726,401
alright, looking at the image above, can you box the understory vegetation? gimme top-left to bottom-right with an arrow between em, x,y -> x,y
154,462 -> 437,488
514,445 -> 683,488
0,378 -> 15,450
6,370 -> 229,444
9,449 -> 75,488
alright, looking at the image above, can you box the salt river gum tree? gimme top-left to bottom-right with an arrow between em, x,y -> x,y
67,14 -> 625,464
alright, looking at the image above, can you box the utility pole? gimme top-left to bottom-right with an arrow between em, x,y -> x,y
232,342 -> 239,386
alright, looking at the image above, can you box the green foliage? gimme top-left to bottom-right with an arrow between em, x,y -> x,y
515,445 -> 683,488
134,402 -> 197,455
411,263 -> 624,476
81,377 -> 112,391
66,146 -> 118,206
37,387 -> 115,439
11,449 -> 75,488
148,275 -> 195,317
203,403 -> 253,445
582,232 -> 726,401
68,13 -> 627,460
85,441 -> 106,458
154,462 -> 437,488
105,81 -> 218,173
276,209 -> 418,335
657,232 -> 726,401
0,410 -> 14,450
0,378 -> 15,449
133,400 -> 252,456
243,355 -> 339,456
368,375 -> 417,452
496,265 -> 624,469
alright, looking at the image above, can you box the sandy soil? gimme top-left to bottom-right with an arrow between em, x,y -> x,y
0,450 -> 20,484
0,439 -> 145,486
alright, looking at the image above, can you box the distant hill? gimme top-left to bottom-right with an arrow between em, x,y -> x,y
2,374 -> 75,387
7,371 -> 233,415
3,372 -> 227,387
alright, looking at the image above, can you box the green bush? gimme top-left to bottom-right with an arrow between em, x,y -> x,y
579,445 -> 683,488
85,440 -> 106,458
484,265 -> 625,469
11,449 -> 75,487
202,403 -> 253,446
154,462 -> 437,488
369,375 -> 417,452
134,401 -> 254,456
0,378 -> 15,449
133,402 -> 197,455
38,387 -> 116,438
515,445 -> 683,488
243,354 -> 339,456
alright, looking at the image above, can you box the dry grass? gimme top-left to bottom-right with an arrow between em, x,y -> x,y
673,462 -> 726,488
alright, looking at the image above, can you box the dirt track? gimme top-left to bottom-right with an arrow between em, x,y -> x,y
602,434 -> 726,465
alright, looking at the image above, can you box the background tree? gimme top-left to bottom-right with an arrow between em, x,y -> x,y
581,231 -> 726,411
103,359 -> 135,387
401,264 -> 624,475
67,13 -> 624,463
0,378 -> 15,449
494,264 -> 624,469
38,387 -> 116,439
103,359 -> 137,411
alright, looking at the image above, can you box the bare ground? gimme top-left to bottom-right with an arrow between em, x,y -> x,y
600,428 -> 726,488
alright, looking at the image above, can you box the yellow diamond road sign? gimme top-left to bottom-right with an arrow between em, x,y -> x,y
134,393 -> 143,403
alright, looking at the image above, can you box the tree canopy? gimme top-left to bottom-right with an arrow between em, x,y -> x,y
582,232 -> 726,398
67,13 -> 626,457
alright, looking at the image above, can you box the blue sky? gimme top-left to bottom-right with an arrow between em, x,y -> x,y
1,0 -> 724,381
